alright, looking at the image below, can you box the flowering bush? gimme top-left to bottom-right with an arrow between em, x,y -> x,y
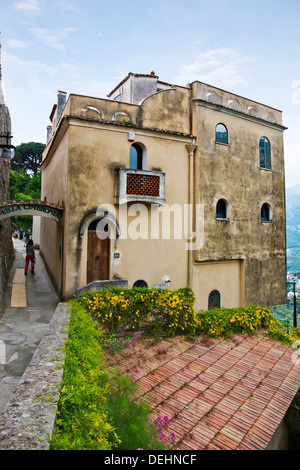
77,288 -> 300,344
196,305 -> 300,344
102,327 -> 142,354
76,287 -> 197,336
154,415 -> 176,448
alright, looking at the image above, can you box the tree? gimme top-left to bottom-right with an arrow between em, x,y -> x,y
11,142 -> 45,175
8,169 -> 41,200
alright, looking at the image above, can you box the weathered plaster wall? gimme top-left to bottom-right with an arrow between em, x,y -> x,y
64,118 -> 192,297
140,87 -> 191,135
191,93 -> 286,307
40,130 -> 68,296
193,260 -> 244,311
40,79 -> 286,308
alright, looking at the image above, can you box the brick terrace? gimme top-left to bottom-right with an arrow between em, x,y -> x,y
105,333 -> 300,450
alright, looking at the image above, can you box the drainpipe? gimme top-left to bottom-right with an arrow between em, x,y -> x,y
186,143 -> 197,289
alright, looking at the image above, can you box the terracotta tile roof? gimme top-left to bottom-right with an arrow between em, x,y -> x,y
105,333 -> 300,450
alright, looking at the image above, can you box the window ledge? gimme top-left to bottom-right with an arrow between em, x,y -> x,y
215,141 -> 229,146
258,167 -> 273,171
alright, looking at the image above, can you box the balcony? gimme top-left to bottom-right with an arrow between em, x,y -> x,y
114,169 -> 166,205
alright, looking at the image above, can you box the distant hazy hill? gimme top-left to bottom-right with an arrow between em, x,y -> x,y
286,184 -> 300,271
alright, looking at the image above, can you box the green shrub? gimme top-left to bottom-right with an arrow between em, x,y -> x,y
196,304 -> 300,344
50,301 -> 166,450
76,286 -> 197,336
50,302 -> 120,450
106,370 -> 166,450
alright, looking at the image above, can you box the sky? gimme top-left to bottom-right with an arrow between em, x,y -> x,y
0,0 -> 300,188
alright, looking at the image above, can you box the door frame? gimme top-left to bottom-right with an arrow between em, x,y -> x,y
87,220 -> 110,284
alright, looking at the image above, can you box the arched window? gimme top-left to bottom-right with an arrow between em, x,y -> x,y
216,199 -> 229,219
208,290 -> 221,310
130,143 -> 147,170
259,137 -> 271,169
133,279 -> 148,288
88,219 -> 109,237
216,123 -> 228,144
261,203 -> 272,222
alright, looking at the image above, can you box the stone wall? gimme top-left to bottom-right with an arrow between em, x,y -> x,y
0,302 -> 70,450
0,158 -> 14,301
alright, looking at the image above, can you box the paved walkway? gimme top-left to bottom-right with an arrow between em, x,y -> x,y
0,238 -> 60,414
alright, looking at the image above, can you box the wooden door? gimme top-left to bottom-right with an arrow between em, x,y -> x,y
87,230 -> 110,284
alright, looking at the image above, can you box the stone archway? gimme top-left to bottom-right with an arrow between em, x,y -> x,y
0,200 -> 64,225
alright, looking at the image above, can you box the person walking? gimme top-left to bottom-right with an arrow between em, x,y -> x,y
25,239 -> 36,275
25,230 -> 32,243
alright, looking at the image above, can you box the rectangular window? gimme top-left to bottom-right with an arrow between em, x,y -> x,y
259,137 -> 272,169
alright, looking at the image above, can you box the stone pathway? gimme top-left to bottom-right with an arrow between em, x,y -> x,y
0,238 -> 59,414
10,268 -> 26,308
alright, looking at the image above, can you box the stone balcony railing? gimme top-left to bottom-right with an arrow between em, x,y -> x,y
114,168 -> 166,206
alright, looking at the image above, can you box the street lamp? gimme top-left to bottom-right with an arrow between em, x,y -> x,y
0,133 -> 15,160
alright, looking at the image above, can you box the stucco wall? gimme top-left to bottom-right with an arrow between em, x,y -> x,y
193,260 -> 244,311
191,98 -> 286,307
40,130 -> 69,295
40,79 -> 286,308
63,118 -> 192,297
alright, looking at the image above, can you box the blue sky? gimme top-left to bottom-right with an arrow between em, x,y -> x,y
1,0 -> 300,187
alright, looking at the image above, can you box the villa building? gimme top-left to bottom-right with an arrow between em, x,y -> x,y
40,72 -> 287,310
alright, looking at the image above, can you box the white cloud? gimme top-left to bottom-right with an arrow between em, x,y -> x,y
29,27 -> 78,52
54,0 -> 78,10
7,39 -> 31,49
14,0 -> 40,11
2,50 -> 115,145
175,47 -> 254,89
3,51 -> 113,103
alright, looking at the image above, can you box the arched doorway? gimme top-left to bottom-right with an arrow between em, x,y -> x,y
87,219 -> 110,284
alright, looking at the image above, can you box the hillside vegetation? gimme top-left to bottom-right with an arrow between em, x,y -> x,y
286,184 -> 300,272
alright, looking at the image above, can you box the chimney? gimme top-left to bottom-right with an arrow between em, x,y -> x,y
57,91 -> 67,121
46,125 -> 52,144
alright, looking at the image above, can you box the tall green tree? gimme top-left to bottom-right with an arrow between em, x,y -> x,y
8,170 -> 41,200
11,142 -> 45,175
